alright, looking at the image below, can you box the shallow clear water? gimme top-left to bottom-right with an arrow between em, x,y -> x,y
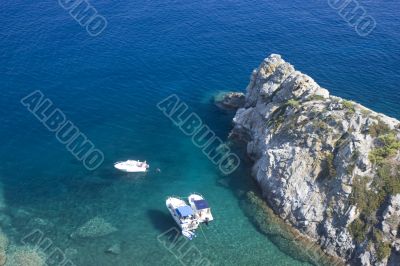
1,0 -> 399,265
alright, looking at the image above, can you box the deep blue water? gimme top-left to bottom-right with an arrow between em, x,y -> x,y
0,0 -> 399,265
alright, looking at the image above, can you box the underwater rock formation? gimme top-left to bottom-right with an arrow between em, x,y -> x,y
230,54 -> 400,265
106,243 -> 121,255
0,229 -> 8,266
5,246 -> 46,266
72,216 -> 117,239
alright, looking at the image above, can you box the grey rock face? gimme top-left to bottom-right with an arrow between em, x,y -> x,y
382,195 -> 400,244
231,54 -> 400,265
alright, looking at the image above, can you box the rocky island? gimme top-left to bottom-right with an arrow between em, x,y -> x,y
228,54 -> 400,265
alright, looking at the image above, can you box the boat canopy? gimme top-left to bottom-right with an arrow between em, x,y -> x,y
194,200 -> 209,210
176,206 -> 194,217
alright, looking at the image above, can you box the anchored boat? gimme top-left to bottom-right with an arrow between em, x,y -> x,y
188,193 -> 214,225
114,160 -> 149,172
166,197 -> 199,240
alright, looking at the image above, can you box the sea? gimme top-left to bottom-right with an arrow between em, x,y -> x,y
0,0 -> 399,265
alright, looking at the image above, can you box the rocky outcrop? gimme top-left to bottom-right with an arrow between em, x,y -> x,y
214,91 -> 245,110
230,54 -> 400,265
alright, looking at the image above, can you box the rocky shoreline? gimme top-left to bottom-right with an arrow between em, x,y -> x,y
225,54 -> 400,265
243,190 -> 345,266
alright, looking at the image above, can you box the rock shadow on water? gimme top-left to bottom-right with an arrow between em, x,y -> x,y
147,209 -> 176,234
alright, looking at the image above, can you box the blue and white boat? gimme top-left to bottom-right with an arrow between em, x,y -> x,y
188,193 -> 214,225
166,197 -> 199,239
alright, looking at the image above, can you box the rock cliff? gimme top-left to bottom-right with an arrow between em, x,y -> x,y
230,54 -> 400,265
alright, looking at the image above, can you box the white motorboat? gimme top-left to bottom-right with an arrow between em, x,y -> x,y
114,160 -> 149,172
166,197 -> 199,240
188,193 -> 214,225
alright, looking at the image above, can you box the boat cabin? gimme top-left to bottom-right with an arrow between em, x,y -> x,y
176,205 -> 194,218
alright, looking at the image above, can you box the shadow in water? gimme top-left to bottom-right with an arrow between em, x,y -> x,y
147,209 -> 176,233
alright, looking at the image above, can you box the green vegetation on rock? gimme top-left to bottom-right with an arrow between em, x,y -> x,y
350,175 -> 383,221
347,151 -> 360,175
372,229 -> 392,261
361,108 -> 372,117
325,153 -> 337,179
369,133 -> 400,165
342,100 -> 355,114
349,218 -> 367,244
348,120 -> 399,261
317,152 -> 337,181
308,94 -> 326,101
313,119 -> 329,133
368,120 -> 391,138
267,105 -> 288,131
287,99 -> 300,109
377,162 -> 400,195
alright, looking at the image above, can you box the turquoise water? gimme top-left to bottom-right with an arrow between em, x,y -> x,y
1,0 -> 399,265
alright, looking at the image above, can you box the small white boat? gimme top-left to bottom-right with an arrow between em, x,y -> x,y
114,160 -> 149,172
188,193 -> 214,225
166,197 -> 199,240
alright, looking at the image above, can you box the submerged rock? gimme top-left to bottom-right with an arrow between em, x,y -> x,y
71,217 -> 117,239
105,243 -> 121,255
214,91 -> 245,110
0,229 -> 8,250
230,54 -> 400,265
0,229 -> 8,266
5,247 -> 46,266
65,247 -> 78,258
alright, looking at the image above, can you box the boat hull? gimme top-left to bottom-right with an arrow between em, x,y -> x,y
114,160 -> 149,172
